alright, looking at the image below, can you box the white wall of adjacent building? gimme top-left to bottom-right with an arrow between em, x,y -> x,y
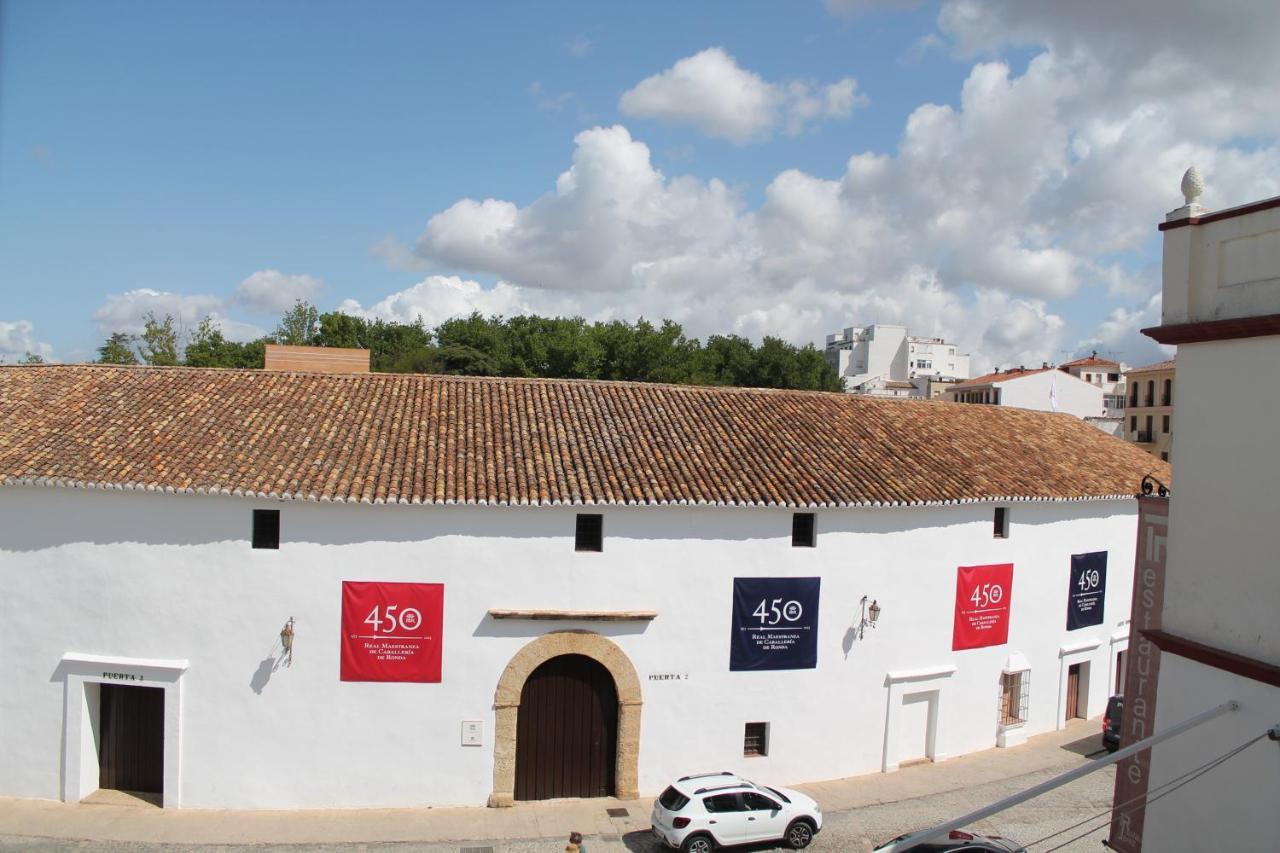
1135,190 -> 1280,851
0,487 -> 1137,810
952,370 -> 1105,419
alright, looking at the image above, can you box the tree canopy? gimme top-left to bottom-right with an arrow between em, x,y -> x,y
93,303 -> 841,392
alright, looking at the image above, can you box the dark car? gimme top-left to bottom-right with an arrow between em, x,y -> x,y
1103,694 -> 1124,752
875,829 -> 1025,851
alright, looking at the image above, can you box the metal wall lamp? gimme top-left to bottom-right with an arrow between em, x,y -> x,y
280,617 -> 295,666
857,595 -> 881,639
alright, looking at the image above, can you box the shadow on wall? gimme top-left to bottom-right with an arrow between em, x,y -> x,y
0,484 -> 1129,552
470,614 -> 652,640
249,634 -> 292,694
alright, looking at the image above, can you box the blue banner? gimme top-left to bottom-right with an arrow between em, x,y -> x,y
730,577 -> 821,671
1067,551 -> 1107,631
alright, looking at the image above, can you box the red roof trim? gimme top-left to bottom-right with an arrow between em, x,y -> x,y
1143,313 -> 1280,345
1158,195 -> 1280,231
1145,629 -> 1280,688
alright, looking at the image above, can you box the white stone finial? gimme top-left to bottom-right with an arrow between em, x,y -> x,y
1181,166 -> 1204,206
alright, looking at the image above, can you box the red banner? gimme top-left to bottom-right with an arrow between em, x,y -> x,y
952,563 -> 1014,651
1109,496 -> 1169,852
340,581 -> 443,682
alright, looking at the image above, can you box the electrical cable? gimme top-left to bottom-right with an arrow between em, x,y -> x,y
1019,731 -> 1258,849
1027,731 -> 1269,852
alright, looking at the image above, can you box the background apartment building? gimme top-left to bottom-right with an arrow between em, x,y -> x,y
946,364 -> 1106,423
1123,359 -> 1175,461
824,324 -> 970,397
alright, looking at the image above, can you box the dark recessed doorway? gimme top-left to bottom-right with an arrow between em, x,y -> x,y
98,684 -> 165,796
514,654 -> 618,800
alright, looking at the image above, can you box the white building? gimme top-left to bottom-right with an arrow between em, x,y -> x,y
1060,353 -> 1128,418
947,365 -> 1106,421
0,365 -> 1162,811
1107,176 -> 1280,852
825,324 -> 970,396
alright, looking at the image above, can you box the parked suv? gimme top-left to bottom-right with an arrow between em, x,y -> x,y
1103,694 -> 1124,753
650,771 -> 822,852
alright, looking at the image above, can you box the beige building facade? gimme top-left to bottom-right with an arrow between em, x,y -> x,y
1122,360 -> 1175,462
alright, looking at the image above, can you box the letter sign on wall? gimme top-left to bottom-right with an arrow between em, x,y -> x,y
730,577 -> 821,671
1067,551 -> 1107,631
340,581 -> 443,682
952,563 -> 1014,651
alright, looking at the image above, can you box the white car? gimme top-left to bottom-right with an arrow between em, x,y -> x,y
650,771 -> 823,852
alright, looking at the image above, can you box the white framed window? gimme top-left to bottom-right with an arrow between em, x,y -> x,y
999,671 -> 1030,727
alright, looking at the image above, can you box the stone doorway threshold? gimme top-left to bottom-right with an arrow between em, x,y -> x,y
81,789 -> 162,808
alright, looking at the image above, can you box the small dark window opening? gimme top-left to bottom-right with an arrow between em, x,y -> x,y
252,509 -> 280,550
1130,383 -> 1138,405
993,507 -> 1009,539
792,513 -> 816,547
1160,451 -> 1169,462
575,513 -> 603,552
1162,414 -> 1170,433
1130,415 -> 1137,433
743,722 -> 769,757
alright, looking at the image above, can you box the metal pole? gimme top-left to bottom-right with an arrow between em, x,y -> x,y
877,699 -> 1239,852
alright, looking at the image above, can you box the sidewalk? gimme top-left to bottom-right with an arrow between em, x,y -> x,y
0,720 -> 1106,847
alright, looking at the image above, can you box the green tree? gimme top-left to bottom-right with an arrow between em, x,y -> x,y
698,334 -> 756,386
137,312 -> 180,366
184,317 -> 267,369
97,332 -> 138,365
274,300 -> 319,345
18,352 -> 45,364
316,311 -> 432,371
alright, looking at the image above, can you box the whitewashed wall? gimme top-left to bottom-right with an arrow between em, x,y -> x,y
999,371 -> 1104,419
0,487 -> 1136,809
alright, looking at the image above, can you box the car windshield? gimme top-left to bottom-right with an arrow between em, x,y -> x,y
764,786 -> 791,803
658,786 -> 689,811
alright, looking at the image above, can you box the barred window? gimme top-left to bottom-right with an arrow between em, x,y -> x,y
743,722 -> 769,757
998,671 -> 1030,727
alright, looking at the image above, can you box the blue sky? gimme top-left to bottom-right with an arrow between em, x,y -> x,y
2,0 -> 1277,368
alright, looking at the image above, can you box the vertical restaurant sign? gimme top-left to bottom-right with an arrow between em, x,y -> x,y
730,577 -> 821,671
340,581 -> 443,682
1109,496 -> 1169,853
952,563 -> 1014,651
1067,551 -> 1108,630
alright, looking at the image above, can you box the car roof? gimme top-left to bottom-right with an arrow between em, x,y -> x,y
672,772 -> 754,795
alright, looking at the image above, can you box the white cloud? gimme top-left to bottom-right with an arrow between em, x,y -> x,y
619,48 -> 866,144
90,288 -> 266,344
1078,292 -> 1173,368
92,289 -> 224,334
386,0 -> 1280,373
0,320 -> 54,361
233,269 -> 324,315
336,276 -> 530,327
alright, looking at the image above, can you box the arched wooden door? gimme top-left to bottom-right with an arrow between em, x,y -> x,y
514,654 -> 618,800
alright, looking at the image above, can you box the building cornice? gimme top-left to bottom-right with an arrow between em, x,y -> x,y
1142,313 -> 1280,345
1143,629 -> 1280,688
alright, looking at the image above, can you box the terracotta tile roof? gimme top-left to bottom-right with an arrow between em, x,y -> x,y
1125,359 -> 1176,375
1061,355 -> 1120,369
0,365 -> 1168,507
954,366 -> 1054,388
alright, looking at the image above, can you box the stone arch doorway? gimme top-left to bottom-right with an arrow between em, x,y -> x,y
515,654 -> 617,800
489,631 -> 641,807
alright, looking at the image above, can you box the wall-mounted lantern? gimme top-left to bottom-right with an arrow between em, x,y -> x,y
280,617 -> 295,666
857,595 -> 881,639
